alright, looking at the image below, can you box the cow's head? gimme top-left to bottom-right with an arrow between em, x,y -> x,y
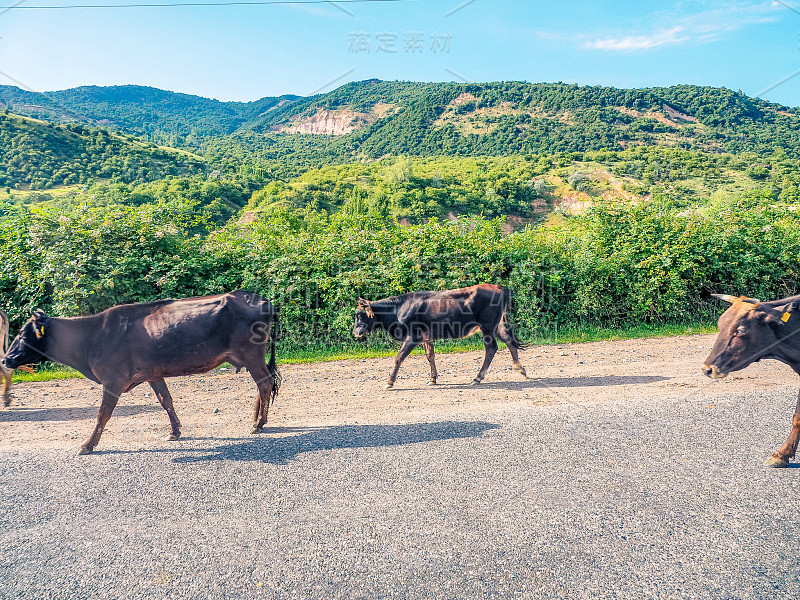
702,294 -> 797,379
3,310 -> 49,369
352,298 -> 376,340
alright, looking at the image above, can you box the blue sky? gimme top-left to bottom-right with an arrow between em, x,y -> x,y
0,0 -> 799,106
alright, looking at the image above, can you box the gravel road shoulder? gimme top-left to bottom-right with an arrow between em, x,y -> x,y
1,334 -> 793,453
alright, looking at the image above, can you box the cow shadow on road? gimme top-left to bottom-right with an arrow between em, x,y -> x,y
444,374 -> 669,390
168,420 -> 500,465
0,404 -> 159,422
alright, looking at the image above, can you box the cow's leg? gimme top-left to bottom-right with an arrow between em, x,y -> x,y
471,332 -> 498,385
423,341 -> 438,385
79,384 -> 123,455
149,378 -> 181,441
496,327 -> 527,378
386,338 -> 419,390
766,390 -> 800,467
1,368 -> 11,407
249,363 -> 276,434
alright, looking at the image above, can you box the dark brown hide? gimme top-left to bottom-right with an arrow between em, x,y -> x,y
703,294 -> 800,466
3,291 -> 280,454
353,284 -> 528,388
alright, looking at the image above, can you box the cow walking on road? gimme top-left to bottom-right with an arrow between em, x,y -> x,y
3,291 -> 280,454
703,293 -> 800,467
353,284 -> 528,389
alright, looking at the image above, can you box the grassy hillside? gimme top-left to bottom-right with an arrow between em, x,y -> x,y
6,116 -> 797,226
240,147 -> 800,224
0,110 -> 206,191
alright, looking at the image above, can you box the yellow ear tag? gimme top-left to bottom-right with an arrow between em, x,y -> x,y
365,306 -> 375,318
34,325 -> 44,339
782,312 -> 791,323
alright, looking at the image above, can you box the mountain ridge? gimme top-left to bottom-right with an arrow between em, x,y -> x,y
4,79 -> 800,181
3,79 -> 797,140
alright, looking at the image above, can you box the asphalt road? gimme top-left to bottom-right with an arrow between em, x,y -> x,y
3,381 -> 800,599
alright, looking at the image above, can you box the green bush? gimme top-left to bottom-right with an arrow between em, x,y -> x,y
2,190 -> 799,351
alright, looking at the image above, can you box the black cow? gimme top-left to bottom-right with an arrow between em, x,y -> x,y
3,291 -> 280,454
353,284 -> 528,388
703,293 -> 800,467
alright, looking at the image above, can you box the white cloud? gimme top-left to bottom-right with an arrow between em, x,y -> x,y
587,27 -> 689,51
583,1 -> 780,52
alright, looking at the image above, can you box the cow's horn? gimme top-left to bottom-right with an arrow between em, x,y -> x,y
711,294 -> 738,303
742,297 -> 761,305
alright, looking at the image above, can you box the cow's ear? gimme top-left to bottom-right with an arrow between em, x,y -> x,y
357,298 -> 375,318
775,300 -> 800,325
760,305 -> 790,326
31,309 -> 48,338
759,300 -> 800,325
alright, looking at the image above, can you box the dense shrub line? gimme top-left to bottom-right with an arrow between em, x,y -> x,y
1,190 -> 797,349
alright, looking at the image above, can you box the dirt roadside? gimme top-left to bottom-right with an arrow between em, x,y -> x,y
1,334 -> 796,453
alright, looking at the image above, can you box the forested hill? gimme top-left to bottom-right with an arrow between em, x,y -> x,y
201,81 -> 800,178
240,80 -> 800,157
0,110 -> 206,190
0,84 -> 300,145
3,80 -> 800,168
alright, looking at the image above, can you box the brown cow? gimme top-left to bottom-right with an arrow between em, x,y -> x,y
3,291 -> 280,454
703,293 -> 800,467
353,284 -> 528,389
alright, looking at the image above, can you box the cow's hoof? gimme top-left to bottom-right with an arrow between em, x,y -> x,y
385,384 -> 394,390
764,456 -> 790,468
77,447 -> 93,456
469,379 -> 481,386
166,433 -> 181,441
250,426 -> 263,434
518,369 -> 528,379
427,380 -> 437,386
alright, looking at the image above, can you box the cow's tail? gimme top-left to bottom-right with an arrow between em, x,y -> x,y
501,287 -> 530,351
267,310 -> 281,406
1,310 -> 8,353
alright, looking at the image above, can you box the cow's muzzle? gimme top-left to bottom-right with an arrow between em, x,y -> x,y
702,364 -> 727,379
